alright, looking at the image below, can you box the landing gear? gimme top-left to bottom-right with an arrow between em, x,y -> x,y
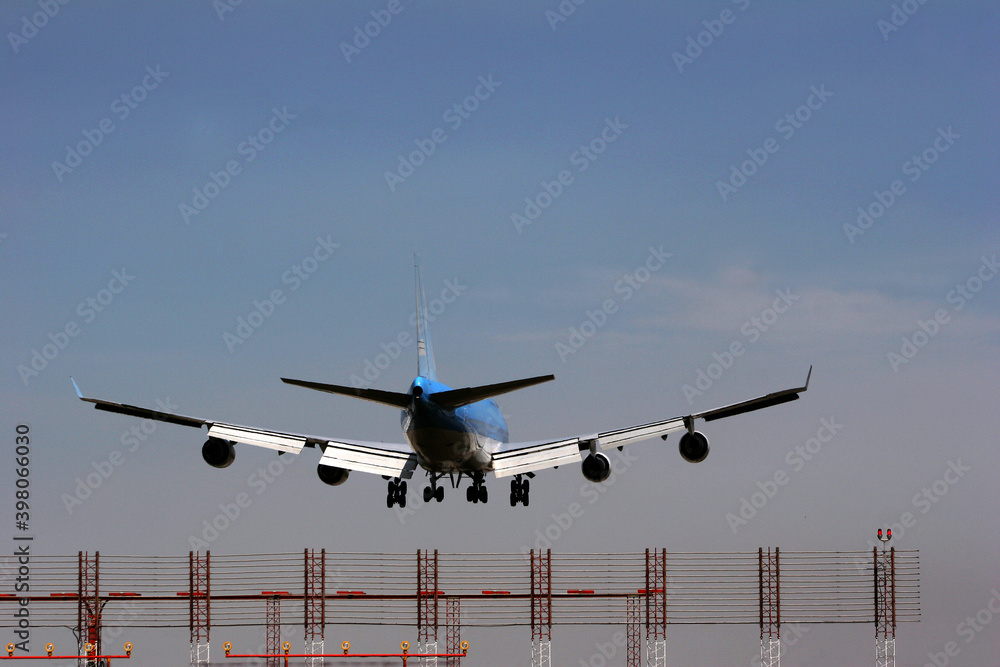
423,474 -> 445,503
466,472 -> 488,504
386,478 -> 407,508
510,475 -> 529,507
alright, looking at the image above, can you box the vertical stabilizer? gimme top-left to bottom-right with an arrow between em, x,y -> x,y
414,257 -> 437,380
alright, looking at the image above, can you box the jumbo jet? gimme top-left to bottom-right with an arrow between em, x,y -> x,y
74,263 -> 810,508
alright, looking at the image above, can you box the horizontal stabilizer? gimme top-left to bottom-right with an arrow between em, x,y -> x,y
281,378 -> 413,409
430,374 -> 555,410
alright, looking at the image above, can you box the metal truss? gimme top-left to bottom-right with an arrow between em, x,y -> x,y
645,548 -> 666,667
531,639 -> 551,667
304,548 -> 325,667
531,549 -> 552,667
265,594 -> 281,667
759,547 -> 780,667
189,551 -> 210,667
445,597 -> 461,667
875,546 -> 896,667
626,595 -> 641,667
77,551 -> 100,667
418,550 -> 440,667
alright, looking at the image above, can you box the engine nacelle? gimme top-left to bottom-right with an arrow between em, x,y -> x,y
581,452 -> 612,483
202,437 -> 235,468
317,464 -> 350,487
678,431 -> 710,463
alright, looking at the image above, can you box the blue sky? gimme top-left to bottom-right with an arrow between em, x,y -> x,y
2,1 -> 999,664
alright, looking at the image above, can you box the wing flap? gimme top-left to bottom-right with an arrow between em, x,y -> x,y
320,441 -> 418,478
597,417 -> 686,449
208,423 -> 306,454
491,438 -> 583,478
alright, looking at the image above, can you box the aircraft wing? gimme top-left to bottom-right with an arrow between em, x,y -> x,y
491,367 -> 811,478
72,379 -> 419,479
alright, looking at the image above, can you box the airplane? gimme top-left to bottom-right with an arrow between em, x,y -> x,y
73,262 -> 811,508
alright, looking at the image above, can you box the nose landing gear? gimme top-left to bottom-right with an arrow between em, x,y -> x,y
423,474 -> 445,503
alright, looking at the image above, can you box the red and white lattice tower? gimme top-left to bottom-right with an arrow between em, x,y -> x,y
626,594 -> 641,667
645,548 -> 666,667
417,549 -> 439,667
189,551 -> 210,667
875,544 -> 896,667
530,549 -> 552,667
445,596 -> 462,667
759,547 -> 780,667
77,551 -> 100,667
304,548 -> 325,666
265,594 -> 281,667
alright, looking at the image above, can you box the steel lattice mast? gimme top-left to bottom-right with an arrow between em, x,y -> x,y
530,549 -> 552,667
417,549 -> 439,667
759,547 -> 780,667
445,597 -> 462,667
188,551 -> 210,667
645,548 -> 666,667
875,530 -> 896,667
304,548 -> 325,666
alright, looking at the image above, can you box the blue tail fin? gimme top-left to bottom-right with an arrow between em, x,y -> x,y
414,257 -> 437,381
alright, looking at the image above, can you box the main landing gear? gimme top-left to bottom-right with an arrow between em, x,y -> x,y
510,475 -> 529,507
466,471 -> 488,504
386,478 -> 407,508
423,474 -> 445,503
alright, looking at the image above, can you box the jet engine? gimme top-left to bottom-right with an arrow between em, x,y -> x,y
678,431 -> 710,463
202,437 -> 235,468
317,464 -> 350,486
581,452 -> 612,483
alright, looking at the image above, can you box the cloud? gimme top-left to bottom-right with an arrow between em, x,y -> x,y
498,268 -> 1000,354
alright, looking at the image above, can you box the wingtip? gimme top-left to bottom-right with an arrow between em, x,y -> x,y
805,365 -> 812,390
71,377 -> 83,399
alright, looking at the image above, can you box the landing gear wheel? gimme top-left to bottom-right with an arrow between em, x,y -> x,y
479,485 -> 488,504
424,487 -> 433,503
435,486 -> 444,502
387,478 -> 406,508
467,486 -> 476,503
509,476 -> 530,507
